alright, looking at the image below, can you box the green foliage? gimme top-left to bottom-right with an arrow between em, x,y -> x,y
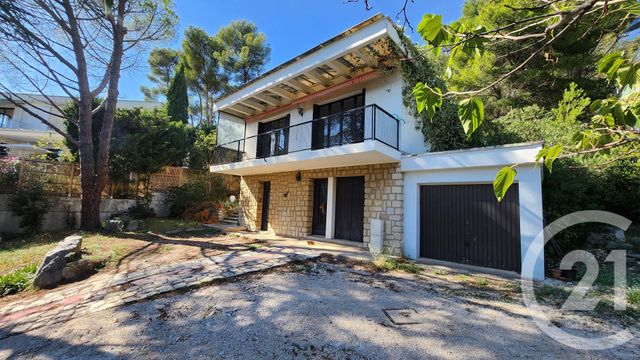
553,83 -> 592,124
473,104 -> 640,251
182,26 -> 227,126
164,177 -> 229,218
458,97 -> 484,138
373,255 -> 422,274
8,181 -> 51,233
140,47 -> 180,101
0,263 -> 37,297
109,107 -> 190,181
398,34 -> 466,151
63,98 -> 105,162
0,156 -> 19,188
166,63 -> 189,124
493,166 -> 516,202
216,20 -> 271,86
188,126 -> 218,170
126,201 -> 156,220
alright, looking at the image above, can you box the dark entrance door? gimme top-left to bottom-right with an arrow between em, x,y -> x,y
312,178 -> 328,236
312,92 -> 365,150
260,182 -> 271,231
419,184 -> 521,272
335,176 -> 365,242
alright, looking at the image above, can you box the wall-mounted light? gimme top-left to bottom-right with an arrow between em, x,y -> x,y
295,171 -> 302,182
297,105 -> 304,117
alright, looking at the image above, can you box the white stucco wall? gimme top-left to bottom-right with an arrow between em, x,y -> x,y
225,69 -> 428,159
401,143 -> 545,280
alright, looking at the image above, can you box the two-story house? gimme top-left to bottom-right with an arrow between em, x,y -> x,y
0,94 -> 159,159
210,15 -> 546,280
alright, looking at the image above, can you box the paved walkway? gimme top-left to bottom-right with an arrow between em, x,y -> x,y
0,245 -> 320,339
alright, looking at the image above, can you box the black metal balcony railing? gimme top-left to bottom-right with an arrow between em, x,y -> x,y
212,104 -> 400,165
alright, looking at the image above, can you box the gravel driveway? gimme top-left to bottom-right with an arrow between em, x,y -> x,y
1,258 -> 638,359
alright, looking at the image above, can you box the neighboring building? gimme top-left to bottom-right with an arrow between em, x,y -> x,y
210,14 -> 545,280
0,94 -> 159,159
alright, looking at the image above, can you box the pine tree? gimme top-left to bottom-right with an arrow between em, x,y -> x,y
166,64 -> 189,124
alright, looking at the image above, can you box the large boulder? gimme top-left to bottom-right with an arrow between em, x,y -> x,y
105,219 -> 124,233
33,235 -> 83,289
61,259 -> 94,282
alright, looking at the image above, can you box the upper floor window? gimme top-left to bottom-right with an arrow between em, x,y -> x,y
0,108 -> 14,128
312,92 -> 365,150
256,115 -> 290,159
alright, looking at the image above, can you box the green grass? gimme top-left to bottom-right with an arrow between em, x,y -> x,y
143,218 -> 200,233
373,256 -> 422,274
0,264 -> 37,297
628,287 -> 640,305
248,243 -> 263,250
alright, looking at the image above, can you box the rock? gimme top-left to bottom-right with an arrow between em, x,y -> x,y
105,219 -> 124,232
33,250 -> 68,288
127,220 -> 143,232
61,259 -> 95,282
33,235 -> 83,289
59,235 -> 82,254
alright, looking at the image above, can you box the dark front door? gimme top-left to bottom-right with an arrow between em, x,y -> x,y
312,92 -> 365,150
335,176 -> 365,242
419,184 -> 521,272
260,182 -> 271,231
312,178 -> 328,236
256,115 -> 290,159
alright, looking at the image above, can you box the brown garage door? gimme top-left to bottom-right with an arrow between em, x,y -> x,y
419,184 -> 521,272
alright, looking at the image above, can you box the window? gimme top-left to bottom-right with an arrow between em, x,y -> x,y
256,115 -> 290,159
0,108 -> 14,128
311,92 -> 365,150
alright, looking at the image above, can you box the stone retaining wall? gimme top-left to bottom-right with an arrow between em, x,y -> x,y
239,163 -> 404,255
0,193 -> 169,235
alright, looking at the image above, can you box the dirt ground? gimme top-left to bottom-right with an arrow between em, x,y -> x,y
1,258 -> 638,360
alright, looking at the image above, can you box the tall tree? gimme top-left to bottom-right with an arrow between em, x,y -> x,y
140,48 -> 180,101
406,0 -> 639,199
216,20 -> 271,86
0,0 -> 176,230
166,63 -> 189,124
182,26 -> 226,127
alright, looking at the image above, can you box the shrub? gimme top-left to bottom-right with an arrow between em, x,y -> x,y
0,156 -> 19,189
164,177 -> 229,218
0,264 -> 37,297
373,255 -> 422,273
8,181 -> 51,233
629,287 -> 640,306
127,200 -> 156,220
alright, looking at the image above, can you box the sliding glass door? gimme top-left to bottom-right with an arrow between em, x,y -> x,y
312,92 -> 365,150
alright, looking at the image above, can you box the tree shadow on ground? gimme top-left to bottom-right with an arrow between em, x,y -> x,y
2,258 -> 637,359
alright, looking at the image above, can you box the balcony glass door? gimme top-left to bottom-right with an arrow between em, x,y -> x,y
256,115 -> 290,159
312,92 -> 365,150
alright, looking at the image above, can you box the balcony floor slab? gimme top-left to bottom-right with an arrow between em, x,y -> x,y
210,141 -> 400,176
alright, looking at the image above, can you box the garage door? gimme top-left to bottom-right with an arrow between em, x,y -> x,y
419,184 -> 521,272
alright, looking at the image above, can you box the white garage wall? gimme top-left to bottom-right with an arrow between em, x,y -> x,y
401,143 -> 545,280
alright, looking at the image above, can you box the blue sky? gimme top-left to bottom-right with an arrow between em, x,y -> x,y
119,0 -> 465,100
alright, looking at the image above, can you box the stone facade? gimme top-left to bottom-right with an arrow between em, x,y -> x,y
239,163 -> 404,255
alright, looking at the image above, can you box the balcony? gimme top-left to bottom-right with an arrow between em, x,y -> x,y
210,104 -> 401,176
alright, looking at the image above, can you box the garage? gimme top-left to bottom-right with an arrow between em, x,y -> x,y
401,143 -> 546,280
419,184 -> 521,272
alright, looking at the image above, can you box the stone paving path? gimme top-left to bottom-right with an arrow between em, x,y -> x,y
0,246 -> 319,340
